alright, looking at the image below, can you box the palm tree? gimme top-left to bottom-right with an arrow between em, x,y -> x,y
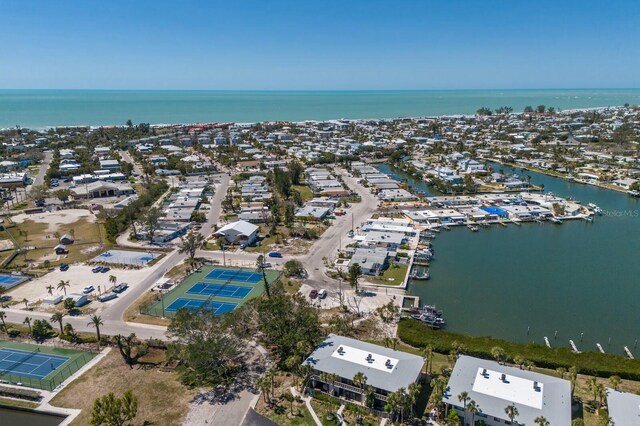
458,391 -> 470,418
23,316 -> 32,336
217,237 -> 227,267
0,311 -> 6,332
423,344 -> 434,375
535,416 -> 550,426
467,400 -> 479,426
57,280 -> 70,296
22,298 -> 29,309
88,315 -> 103,348
568,366 -> 578,398
109,275 -> 117,288
587,377 -> 599,405
46,285 -> 55,296
352,372 -> 367,403
407,382 -> 421,419
609,375 -> 621,391
491,346 -> 506,364
256,255 -> 271,298
504,404 -> 519,424
50,312 -> 65,335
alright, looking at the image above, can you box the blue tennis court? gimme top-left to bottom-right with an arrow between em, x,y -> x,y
165,298 -> 238,315
205,268 -> 262,284
0,348 -> 68,380
187,282 -> 252,299
0,274 -> 28,290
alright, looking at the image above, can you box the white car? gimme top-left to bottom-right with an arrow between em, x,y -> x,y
83,285 -> 95,294
318,289 -> 327,299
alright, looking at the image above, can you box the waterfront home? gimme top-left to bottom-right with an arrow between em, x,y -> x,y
352,231 -> 404,250
612,178 -> 637,190
404,209 -> 466,225
361,218 -> 415,236
214,220 -> 259,246
349,247 -> 391,275
303,334 -> 423,410
444,355 -> 571,426
606,388 -> 640,426
377,188 -> 417,202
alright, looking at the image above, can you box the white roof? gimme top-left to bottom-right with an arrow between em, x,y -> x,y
216,220 -> 258,236
607,388 -> 640,426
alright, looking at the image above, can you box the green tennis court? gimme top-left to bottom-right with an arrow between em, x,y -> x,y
0,341 -> 96,391
144,265 -> 280,318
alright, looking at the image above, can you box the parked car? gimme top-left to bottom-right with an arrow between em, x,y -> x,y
99,292 -> 117,302
263,262 -> 272,268
268,251 -> 282,258
309,289 -> 318,299
100,266 -> 110,273
59,263 -> 69,271
318,289 -> 327,299
91,266 -> 102,273
83,285 -> 95,294
113,283 -> 129,293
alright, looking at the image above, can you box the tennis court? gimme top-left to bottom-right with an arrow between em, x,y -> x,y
144,266 -> 280,318
0,274 -> 29,290
205,268 -> 262,284
186,282 -> 252,299
165,298 -> 238,315
0,347 -> 68,380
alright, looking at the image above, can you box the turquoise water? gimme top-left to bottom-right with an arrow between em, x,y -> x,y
380,163 -> 640,355
1,89 -> 640,128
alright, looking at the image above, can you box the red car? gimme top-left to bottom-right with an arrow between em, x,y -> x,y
309,289 -> 318,299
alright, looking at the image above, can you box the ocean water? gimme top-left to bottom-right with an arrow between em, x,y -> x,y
380,163 -> 640,355
1,89 -> 640,129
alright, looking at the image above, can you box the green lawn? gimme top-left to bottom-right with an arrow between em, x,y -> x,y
368,263 -> 408,286
292,185 -> 314,202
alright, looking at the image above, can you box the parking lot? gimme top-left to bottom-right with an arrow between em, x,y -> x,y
6,264 -> 153,312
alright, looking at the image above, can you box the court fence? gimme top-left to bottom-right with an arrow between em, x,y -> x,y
0,350 -> 96,391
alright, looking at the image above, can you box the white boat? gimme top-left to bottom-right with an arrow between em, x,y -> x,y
550,217 -> 562,224
588,203 -> 603,214
467,224 -> 479,232
628,190 -> 640,197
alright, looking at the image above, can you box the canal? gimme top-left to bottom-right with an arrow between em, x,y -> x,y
378,162 -> 640,355
0,406 -> 65,425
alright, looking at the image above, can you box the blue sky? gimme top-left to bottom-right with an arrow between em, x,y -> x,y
2,0 -> 639,90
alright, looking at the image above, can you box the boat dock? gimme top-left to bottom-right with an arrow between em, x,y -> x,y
596,343 -> 605,354
401,295 -> 420,311
544,336 -> 551,348
625,346 -> 634,359
569,340 -> 581,353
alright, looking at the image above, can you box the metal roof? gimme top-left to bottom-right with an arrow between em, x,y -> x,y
303,334 -> 423,393
444,356 -> 571,425
607,388 -> 640,426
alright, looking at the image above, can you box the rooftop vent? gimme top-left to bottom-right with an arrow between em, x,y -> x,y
366,353 -> 373,363
385,359 -> 393,369
482,368 -> 488,377
337,346 -> 345,355
501,373 -> 507,382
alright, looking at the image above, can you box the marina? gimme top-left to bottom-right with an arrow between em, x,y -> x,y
380,163 -> 640,355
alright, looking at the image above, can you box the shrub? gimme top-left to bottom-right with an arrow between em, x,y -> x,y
398,318 -> 640,380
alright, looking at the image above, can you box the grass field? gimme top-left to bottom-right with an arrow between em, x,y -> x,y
292,185 -> 314,203
0,341 -> 96,391
144,265 -> 280,317
0,215 -> 108,269
368,263 -> 408,286
50,349 -> 194,426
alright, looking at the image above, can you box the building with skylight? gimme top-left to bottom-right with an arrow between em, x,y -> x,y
444,355 -> 571,425
303,334 -> 423,409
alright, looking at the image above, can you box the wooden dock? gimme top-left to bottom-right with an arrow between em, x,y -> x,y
569,340 -> 581,353
544,337 -> 551,348
624,346 -> 634,359
596,343 -> 605,354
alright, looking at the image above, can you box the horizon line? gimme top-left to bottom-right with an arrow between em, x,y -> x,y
1,87 -> 640,92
